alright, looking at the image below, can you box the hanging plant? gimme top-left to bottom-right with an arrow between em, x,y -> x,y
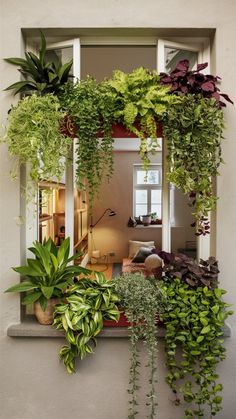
114,273 -> 167,419
163,94 -> 225,235
59,78 -> 115,209
160,276 -> 233,418
102,67 -> 178,171
4,93 -> 72,190
53,272 -> 120,373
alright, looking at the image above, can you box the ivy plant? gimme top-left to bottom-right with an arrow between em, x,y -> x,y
103,67 -> 178,171
114,273 -> 167,419
59,78 -> 115,209
53,272 -> 120,373
160,278 -> 233,418
4,93 -> 72,192
163,94 -> 225,235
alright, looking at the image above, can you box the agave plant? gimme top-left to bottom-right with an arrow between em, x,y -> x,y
4,31 -> 73,96
5,237 -> 90,310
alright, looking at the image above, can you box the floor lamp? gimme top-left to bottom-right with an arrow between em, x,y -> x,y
89,208 -> 116,268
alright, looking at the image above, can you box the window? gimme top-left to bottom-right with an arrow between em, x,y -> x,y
133,165 -> 162,219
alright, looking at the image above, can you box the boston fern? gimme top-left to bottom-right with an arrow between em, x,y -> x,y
164,95 -> 225,235
53,272 -> 120,373
103,67 -> 178,171
160,278 -> 233,419
114,273 -> 167,419
59,78 -> 115,209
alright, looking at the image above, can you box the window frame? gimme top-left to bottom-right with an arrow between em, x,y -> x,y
133,164 -> 162,219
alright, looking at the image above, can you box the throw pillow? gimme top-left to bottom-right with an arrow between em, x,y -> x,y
132,247 -> 153,263
128,240 -> 155,259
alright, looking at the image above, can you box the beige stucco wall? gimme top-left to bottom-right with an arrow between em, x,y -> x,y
1,1 -> 236,418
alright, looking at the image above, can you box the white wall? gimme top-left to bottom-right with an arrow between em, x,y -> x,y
1,1 -> 236,418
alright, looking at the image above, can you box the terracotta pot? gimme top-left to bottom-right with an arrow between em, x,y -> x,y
34,298 -> 59,325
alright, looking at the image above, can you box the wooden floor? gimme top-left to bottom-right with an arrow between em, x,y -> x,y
86,263 -> 113,280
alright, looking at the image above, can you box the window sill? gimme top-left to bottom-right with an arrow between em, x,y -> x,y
131,225 -> 185,229
7,318 -> 231,338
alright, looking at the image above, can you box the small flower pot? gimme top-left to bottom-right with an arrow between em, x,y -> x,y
34,298 -> 59,325
141,215 -> 151,226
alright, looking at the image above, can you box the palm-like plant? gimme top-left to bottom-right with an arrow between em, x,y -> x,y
4,31 -> 73,96
5,237 -> 90,310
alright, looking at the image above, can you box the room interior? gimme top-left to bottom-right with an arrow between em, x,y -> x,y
38,43 -> 197,276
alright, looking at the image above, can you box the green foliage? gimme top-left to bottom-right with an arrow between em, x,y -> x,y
4,31 -> 73,96
160,278 -> 233,418
4,94 -> 72,193
5,237 -> 90,311
164,95 -> 225,235
114,273 -> 167,419
103,67 -> 178,170
59,78 -> 115,209
53,272 -> 120,373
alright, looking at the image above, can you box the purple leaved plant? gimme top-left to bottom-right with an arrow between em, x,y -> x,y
152,248 -> 219,288
160,60 -> 233,107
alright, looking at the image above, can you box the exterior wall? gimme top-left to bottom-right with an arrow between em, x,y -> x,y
1,1 -> 236,418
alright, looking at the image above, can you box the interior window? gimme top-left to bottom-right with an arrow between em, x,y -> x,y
133,165 -> 162,219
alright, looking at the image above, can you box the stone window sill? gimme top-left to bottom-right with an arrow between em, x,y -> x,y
7,317 -> 231,338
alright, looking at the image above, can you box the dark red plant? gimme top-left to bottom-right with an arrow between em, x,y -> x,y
153,249 -> 219,289
160,60 -> 233,108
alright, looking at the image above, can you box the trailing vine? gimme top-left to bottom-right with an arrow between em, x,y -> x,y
114,273 -> 166,419
4,93 -> 72,188
53,272 -> 120,373
163,95 -> 225,235
160,277 -> 233,418
103,67 -> 178,171
59,78 -> 115,209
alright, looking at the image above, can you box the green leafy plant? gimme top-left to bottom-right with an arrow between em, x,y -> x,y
4,93 -> 72,188
4,31 -> 73,96
53,272 -> 120,373
114,273 -> 167,419
5,237 -> 89,310
103,67 -> 178,170
160,278 -> 233,418
59,78 -> 115,209
163,94 -> 225,235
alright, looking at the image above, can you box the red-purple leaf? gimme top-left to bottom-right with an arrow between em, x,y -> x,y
220,93 -> 234,104
201,81 -> 215,92
175,59 -> 189,71
197,62 -> 208,72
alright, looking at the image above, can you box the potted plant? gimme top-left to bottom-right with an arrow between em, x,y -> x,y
102,67 -> 178,171
113,272 -> 167,419
4,31 -> 73,96
157,251 -> 233,418
160,60 -> 233,235
53,272 -> 120,373
59,78 -> 115,209
5,237 -> 90,324
4,93 -> 72,194
141,214 -> 152,226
